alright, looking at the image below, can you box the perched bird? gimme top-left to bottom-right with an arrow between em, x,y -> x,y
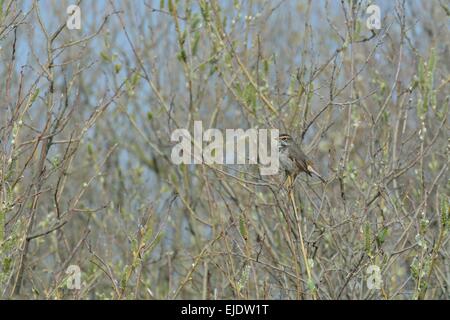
278,133 -> 325,187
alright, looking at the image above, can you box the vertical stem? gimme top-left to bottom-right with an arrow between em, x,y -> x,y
288,176 -> 316,299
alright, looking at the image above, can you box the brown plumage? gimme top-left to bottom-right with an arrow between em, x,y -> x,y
278,133 -> 325,184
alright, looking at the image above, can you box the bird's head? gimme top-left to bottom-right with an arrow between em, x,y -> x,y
277,133 -> 293,148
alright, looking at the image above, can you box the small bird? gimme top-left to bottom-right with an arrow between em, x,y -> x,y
278,133 -> 325,187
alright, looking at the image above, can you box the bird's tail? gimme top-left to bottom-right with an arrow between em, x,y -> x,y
307,164 -> 326,183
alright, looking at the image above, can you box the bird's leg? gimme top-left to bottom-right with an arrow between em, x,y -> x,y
285,175 -> 296,194
288,175 -> 298,194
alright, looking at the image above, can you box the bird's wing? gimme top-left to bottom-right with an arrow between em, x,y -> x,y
290,145 -> 326,182
289,145 -> 310,173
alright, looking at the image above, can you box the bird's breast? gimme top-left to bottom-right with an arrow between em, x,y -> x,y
279,152 -> 297,174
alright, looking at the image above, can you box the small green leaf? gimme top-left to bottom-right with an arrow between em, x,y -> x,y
364,222 -> 372,256
2,257 -> 11,273
120,265 -> 131,290
263,59 -> 269,76
143,226 -> 153,244
177,49 -> 187,63
100,51 -> 111,62
376,227 -> 388,246
440,197 -> 449,230
0,0 -> 4,18
239,216 -> 248,240
30,89 -> 40,104
307,278 -> 316,291
131,72 -> 140,86
418,58 -> 424,88
191,15 -> 201,30
192,32 -> 200,56
243,83 -> 256,111
87,143 -> 94,156
0,208 -> 4,242
200,1 -> 209,21
428,47 -> 436,73
147,233 -> 164,252
131,238 -> 138,253
355,20 -> 361,35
